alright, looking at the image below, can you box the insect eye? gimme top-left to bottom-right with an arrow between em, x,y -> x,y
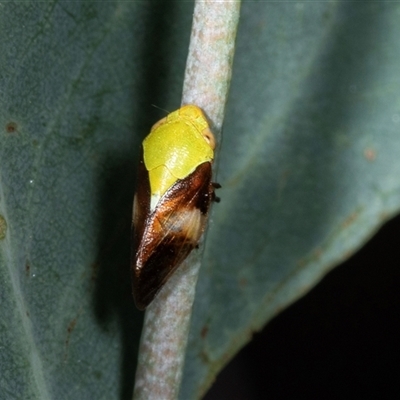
201,128 -> 216,150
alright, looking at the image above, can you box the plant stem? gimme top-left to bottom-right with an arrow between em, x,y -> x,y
133,2 -> 241,399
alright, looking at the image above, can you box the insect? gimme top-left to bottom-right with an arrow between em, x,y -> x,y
131,104 -> 220,310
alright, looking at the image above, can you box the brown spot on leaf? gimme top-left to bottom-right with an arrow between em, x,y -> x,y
64,310 -> 83,361
342,210 -> 360,229
313,247 -> 323,260
67,318 -> 77,335
200,325 -> 209,339
364,147 -> 376,162
0,215 -> 7,240
5,122 -> 17,133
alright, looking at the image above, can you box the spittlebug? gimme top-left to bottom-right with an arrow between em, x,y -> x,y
131,105 -> 219,310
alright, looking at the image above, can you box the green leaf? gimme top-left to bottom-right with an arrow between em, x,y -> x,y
1,2 -> 399,399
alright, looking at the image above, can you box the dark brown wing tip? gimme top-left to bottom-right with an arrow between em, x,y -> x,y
133,296 -> 148,311
132,239 -> 196,311
131,258 -> 169,311
132,273 -> 156,311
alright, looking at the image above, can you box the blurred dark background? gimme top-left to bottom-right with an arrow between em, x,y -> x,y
205,214 -> 400,399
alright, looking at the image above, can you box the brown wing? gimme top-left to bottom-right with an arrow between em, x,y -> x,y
131,155 -> 214,310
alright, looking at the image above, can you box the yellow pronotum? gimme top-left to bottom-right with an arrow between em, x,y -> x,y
143,105 -> 215,209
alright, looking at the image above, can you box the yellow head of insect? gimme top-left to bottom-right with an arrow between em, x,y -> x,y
143,105 -> 216,208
